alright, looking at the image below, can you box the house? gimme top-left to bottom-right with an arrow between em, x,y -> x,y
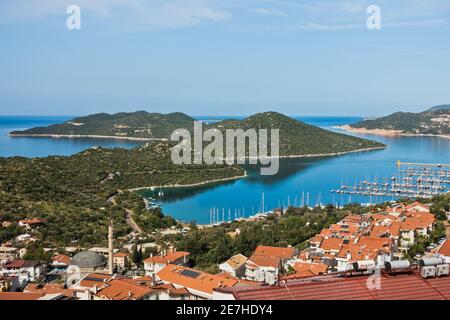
113,252 -> 128,270
436,239 -> 450,263
245,255 -> 281,285
335,243 -> 379,272
0,292 -> 46,300
72,273 -> 113,293
244,246 -> 298,285
1,260 -> 46,288
24,283 -> 87,300
156,264 -> 239,300
287,262 -> 328,278
94,279 -> 153,300
18,218 -> 44,229
152,283 -> 195,300
219,254 -> 247,278
357,236 -> 393,267
15,233 -> 33,243
405,202 -> 430,213
0,246 -> 18,265
143,251 -> 190,275
50,254 -> 71,271
317,238 -> 344,256
252,245 -> 297,265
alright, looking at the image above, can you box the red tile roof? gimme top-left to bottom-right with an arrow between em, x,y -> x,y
247,255 -> 281,268
113,252 -> 128,258
19,218 -> 44,225
3,259 -> 26,268
24,283 -> 81,297
96,279 -> 153,300
292,262 -> 328,275
405,202 -> 430,212
52,254 -> 71,265
157,264 -> 238,295
0,292 -> 44,300
253,246 -> 297,259
319,238 -> 344,251
143,251 -> 189,265
221,270 -> 450,300
437,239 -> 450,256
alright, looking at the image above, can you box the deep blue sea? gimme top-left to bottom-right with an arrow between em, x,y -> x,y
2,115 -> 450,224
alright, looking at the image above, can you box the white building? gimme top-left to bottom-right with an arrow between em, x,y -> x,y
219,254 -> 247,278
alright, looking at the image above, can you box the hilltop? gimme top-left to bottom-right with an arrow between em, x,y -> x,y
10,111 -> 195,140
346,105 -> 450,136
208,111 -> 385,157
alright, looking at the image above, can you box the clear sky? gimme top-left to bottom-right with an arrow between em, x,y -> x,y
0,0 -> 450,116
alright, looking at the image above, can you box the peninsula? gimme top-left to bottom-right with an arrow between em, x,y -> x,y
343,105 -> 450,138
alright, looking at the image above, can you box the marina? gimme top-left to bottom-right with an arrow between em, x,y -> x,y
332,161 -> 450,200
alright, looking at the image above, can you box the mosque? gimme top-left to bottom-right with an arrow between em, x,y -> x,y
66,219 -> 114,286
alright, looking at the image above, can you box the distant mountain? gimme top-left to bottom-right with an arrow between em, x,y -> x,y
349,105 -> 450,135
208,112 -> 385,157
10,111 -> 195,139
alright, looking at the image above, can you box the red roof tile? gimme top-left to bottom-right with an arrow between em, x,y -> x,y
222,270 -> 450,300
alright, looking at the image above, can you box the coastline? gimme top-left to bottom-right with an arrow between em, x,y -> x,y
8,133 -> 167,142
275,146 -> 386,158
128,145 -> 384,192
339,125 -> 450,139
128,171 -> 248,191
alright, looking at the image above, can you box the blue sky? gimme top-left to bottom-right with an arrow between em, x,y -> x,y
0,0 -> 450,116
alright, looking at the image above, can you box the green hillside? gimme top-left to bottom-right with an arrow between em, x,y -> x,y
208,112 -> 385,156
0,142 -> 244,245
10,111 -> 195,139
350,105 -> 450,135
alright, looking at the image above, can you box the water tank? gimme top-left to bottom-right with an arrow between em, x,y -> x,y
385,260 -> 411,270
419,257 -> 444,267
436,264 -> 449,277
352,260 -> 376,271
420,265 -> 436,278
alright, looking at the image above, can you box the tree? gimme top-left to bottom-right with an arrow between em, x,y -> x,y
23,242 -> 52,262
131,243 -> 143,267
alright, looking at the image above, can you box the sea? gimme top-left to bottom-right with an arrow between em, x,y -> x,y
2,115 -> 450,224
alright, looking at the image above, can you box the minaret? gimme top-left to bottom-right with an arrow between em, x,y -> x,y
108,218 -> 114,275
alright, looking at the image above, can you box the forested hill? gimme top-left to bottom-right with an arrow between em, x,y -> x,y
208,112 -> 385,156
11,110 -> 385,156
0,142 -> 244,245
350,105 -> 450,135
10,111 -> 195,139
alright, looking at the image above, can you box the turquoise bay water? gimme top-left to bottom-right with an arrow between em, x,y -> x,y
1,115 -> 450,224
